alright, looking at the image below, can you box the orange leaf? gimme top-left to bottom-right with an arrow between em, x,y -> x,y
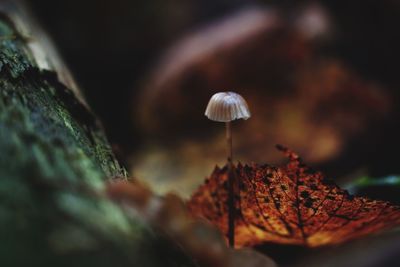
187,145 -> 400,248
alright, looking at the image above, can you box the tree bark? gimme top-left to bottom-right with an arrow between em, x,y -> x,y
0,1 -> 193,266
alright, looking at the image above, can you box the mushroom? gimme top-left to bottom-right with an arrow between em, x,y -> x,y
205,91 -> 251,247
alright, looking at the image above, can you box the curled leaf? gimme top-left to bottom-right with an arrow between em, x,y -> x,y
187,146 -> 400,247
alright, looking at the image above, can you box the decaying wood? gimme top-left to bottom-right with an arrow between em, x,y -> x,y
0,1 -> 194,266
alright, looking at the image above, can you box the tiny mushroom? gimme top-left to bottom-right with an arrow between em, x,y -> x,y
205,91 -> 251,248
205,91 -> 251,163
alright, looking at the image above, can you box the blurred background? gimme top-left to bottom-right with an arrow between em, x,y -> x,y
26,0 -> 400,198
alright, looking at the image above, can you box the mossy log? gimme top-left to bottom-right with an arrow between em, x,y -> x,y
0,2 -> 193,267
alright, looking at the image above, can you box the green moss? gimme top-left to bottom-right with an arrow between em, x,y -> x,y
0,15 -> 193,267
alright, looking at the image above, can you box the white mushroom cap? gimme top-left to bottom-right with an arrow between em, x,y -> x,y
205,92 -> 251,122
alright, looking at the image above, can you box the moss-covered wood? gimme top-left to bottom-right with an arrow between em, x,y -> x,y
0,6 -> 193,267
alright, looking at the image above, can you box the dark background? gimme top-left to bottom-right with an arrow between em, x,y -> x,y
26,0 -> 400,182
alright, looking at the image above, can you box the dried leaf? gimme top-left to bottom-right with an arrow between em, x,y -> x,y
187,146 -> 400,247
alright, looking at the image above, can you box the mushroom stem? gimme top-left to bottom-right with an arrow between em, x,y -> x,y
225,121 -> 235,247
225,121 -> 233,163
